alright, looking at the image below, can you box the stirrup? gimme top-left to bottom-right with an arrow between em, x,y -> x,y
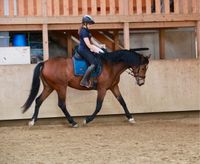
80,80 -> 92,88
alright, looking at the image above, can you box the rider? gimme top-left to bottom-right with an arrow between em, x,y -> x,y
78,15 -> 105,88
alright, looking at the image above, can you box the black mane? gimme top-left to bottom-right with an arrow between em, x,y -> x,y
100,49 -> 148,66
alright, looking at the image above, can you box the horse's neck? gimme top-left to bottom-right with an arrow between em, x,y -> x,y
111,62 -> 129,76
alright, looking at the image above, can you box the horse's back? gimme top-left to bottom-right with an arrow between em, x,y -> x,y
42,57 -> 73,83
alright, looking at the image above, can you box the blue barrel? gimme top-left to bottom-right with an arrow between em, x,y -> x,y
13,34 -> 27,46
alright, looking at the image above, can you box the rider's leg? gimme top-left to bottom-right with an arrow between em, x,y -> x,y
80,64 -> 95,88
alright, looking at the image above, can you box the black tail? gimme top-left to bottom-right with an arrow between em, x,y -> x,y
22,62 -> 44,113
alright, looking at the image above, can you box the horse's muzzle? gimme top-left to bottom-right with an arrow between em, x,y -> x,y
136,77 -> 145,86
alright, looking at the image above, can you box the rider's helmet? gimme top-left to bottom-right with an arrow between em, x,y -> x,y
82,15 -> 95,25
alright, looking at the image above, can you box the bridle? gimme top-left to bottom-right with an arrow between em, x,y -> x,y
126,65 -> 146,79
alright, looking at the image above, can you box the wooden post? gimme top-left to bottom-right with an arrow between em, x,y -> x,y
159,29 -> 165,59
42,24 -> 49,60
67,33 -> 72,57
197,21 -> 200,58
123,22 -> 130,49
113,30 -> 119,50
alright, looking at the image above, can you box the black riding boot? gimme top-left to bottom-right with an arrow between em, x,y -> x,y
80,64 -> 95,88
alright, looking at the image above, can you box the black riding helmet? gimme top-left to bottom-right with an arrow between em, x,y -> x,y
82,15 -> 95,25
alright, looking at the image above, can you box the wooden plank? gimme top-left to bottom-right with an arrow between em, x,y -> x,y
82,0 -> 88,15
174,0 -> 179,14
0,25 -> 42,31
109,0 -> 115,15
100,0 -> 106,15
155,0 -> 161,14
191,0 -> 197,14
28,0 -> 34,16
9,0 -> 14,16
118,0 -> 124,15
46,0 -> 52,16
17,0 -> 24,16
136,0 -> 142,14
53,0 -> 60,16
164,0 -> 170,14
123,22 -> 130,49
0,0 -> 4,16
124,0 -> 129,15
42,24 -> 49,60
91,0 -> 97,15
72,0 -> 78,16
63,0 -> 69,16
159,29 -> 165,59
127,0 -> 133,15
146,0 -> 151,14
183,0 -> 188,14
36,0 -> 42,16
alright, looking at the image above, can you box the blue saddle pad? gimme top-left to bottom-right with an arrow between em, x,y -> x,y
72,57 -> 102,77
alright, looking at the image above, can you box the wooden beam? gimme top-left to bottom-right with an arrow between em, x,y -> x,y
0,24 -> 42,31
159,29 -> 165,59
42,24 -> 49,60
123,22 -> 130,49
0,14 -> 199,25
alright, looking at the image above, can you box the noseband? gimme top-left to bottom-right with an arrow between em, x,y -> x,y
127,66 -> 146,79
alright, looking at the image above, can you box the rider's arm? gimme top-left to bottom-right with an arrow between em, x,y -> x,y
83,37 -> 95,51
91,37 -> 105,49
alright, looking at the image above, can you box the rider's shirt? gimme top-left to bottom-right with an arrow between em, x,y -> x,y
78,27 -> 92,51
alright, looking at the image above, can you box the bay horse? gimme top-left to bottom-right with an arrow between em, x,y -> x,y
22,49 -> 150,127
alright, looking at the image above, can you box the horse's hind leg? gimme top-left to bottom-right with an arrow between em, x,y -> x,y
29,86 -> 53,126
110,85 -> 135,123
57,87 -> 78,128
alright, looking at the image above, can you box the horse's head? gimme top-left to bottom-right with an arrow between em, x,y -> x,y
130,54 -> 151,86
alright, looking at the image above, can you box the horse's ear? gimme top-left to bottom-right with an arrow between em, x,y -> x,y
146,54 -> 151,59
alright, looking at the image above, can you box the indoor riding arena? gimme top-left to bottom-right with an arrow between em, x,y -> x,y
0,0 -> 200,163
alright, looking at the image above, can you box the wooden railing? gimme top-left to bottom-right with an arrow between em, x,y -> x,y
0,0 -> 199,18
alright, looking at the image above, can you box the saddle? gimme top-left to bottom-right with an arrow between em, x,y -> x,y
72,50 -> 102,78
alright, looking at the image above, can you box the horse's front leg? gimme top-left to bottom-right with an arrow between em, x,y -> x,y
110,85 -> 135,123
84,89 -> 107,124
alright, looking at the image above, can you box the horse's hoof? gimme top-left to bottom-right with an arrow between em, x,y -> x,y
72,123 -> 78,128
83,119 -> 87,125
128,118 -> 136,124
28,120 -> 35,127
